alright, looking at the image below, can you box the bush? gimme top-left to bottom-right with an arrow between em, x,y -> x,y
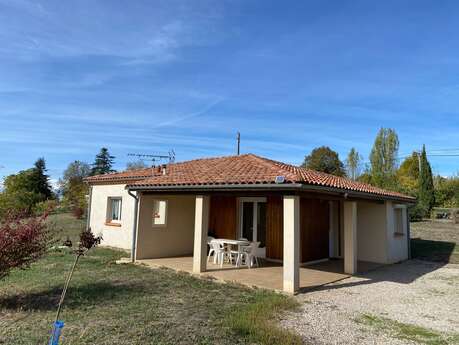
33,199 -> 58,215
72,207 -> 85,219
0,212 -> 53,280
409,204 -> 425,222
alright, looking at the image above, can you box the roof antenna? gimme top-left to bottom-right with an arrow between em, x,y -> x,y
127,151 -> 176,176
237,132 -> 240,155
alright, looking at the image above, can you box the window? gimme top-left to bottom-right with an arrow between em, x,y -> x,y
152,200 -> 167,227
394,206 -> 405,236
107,197 -> 122,223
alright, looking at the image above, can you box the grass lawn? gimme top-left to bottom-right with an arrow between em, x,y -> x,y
0,214 -> 302,345
46,212 -> 90,245
356,314 -> 459,345
410,221 -> 459,264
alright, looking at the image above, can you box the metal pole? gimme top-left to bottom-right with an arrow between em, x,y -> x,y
237,132 -> 240,155
55,254 -> 81,322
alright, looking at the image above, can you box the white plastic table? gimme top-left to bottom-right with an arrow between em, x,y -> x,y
211,238 -> 250,246
210,238 -> 250,266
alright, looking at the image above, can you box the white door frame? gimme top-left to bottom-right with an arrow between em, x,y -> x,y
238,197 -> 267,257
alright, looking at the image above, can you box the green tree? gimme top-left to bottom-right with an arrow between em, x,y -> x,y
31,158 -> 53,199
0,158 -> 54,216
302,146 -> 346,176
0,169 -> 43,216
434,175 -> 459,208
345,148 -> 363,180
369,128 -> 399,188
59,161 -> 91,217
418,145 -> 435,215
126,160 -> 148,170
90,148 -> 115,176
397,152 -> 420,196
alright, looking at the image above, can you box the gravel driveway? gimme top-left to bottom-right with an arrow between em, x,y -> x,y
282,260 -> 459,344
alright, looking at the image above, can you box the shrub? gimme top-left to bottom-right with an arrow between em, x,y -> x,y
72,207 -> 85,219
0,212 -> 53,280
409,204 -> 425,222
34,199 -> 58,215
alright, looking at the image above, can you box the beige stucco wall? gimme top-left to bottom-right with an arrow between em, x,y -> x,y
135,194 -> 195,260
356,201 -> 388,263
89,184 -> 136,250
386,201 -> 409,263
355,200 -> 409,264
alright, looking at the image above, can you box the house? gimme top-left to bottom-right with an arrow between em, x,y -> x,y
85,154 -> 415,294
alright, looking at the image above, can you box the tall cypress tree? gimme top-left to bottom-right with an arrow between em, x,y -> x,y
91,148 -> 116,175
418,145 -> 435,216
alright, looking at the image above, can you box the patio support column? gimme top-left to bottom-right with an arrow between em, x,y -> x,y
344,201 -> 357,274
193,195 -> 210,274
283,195 -> 300,294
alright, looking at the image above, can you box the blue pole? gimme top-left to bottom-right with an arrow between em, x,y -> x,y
48,320 -> 64,345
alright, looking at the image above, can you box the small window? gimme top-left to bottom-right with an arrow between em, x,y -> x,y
152,200 -> 167,227
107,197 -> 122,223
394,207 -> 404,236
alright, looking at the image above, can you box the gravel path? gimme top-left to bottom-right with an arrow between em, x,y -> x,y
282,260 -> 459,345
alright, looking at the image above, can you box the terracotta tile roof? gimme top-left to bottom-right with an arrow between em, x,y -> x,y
84,167 -> 159,183
86,154 -> 414,201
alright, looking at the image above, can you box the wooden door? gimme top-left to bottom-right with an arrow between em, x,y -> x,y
300,198 -> 329,262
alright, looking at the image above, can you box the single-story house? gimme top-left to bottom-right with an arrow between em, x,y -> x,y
85,154 -> 415,294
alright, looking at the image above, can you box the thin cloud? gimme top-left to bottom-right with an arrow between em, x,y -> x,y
154,98 -> 225,128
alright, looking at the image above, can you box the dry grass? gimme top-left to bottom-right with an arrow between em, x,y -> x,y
0,213 -> 301,345
356,314 -> 459,345
410,221 -> 459,263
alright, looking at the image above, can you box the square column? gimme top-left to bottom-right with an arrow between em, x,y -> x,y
193,195 -> 210,274
344,201 -> 357,274
283,195 -> 300,294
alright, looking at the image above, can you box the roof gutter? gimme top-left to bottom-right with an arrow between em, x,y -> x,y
126,183 -> 415,203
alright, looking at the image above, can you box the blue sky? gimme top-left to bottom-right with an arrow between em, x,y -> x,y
1,0 -> 458,184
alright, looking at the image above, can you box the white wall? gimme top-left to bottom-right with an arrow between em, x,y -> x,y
356,201 -> 388,263
386,201 -> 409,263
89,184 -> 136,250
136,194 -> 195,260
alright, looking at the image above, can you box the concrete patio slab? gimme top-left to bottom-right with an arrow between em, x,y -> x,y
137,257 -> 379,292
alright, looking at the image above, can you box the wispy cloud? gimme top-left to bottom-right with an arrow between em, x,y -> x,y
154,98 -> 225,128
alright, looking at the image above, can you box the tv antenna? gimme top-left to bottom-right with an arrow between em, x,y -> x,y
127,150 -> 175,166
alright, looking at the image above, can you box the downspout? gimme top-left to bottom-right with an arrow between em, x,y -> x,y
86,185 -> 93,231
407,207 -> 411,259
127,190 -> 139,262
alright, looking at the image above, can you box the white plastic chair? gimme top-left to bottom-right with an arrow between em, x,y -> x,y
207,236 -> 215,260
230,239 -> 249,267
207,236 -> 215,246
239,242 -> 260,268
207,240 -> 225,265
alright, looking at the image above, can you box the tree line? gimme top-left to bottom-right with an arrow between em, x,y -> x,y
301,128 -> 456,219
0,148 -> 117,218
1,131 -> 457,221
